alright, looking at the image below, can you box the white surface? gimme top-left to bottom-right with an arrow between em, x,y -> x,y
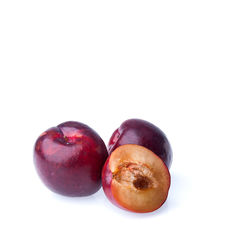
0,1 -> 249,249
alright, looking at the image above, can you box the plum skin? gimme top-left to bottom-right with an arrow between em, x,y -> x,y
108,119 -> 173,168
34,121 -> 108,197
102,156 -> 120,208
102,157 -> 130,212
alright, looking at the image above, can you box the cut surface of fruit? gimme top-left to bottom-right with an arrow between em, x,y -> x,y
102,144 -> 171,213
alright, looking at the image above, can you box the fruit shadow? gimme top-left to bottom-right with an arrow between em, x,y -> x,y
50,171 -> 188,218
50,187 -> 106,204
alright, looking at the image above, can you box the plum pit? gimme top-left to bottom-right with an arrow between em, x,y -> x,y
113,162 -> 156,191
133,176 -> 150,190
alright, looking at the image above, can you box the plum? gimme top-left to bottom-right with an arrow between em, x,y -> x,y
108,119 -> 172,168
102,145 -> 171,213
34,121 -> 108,196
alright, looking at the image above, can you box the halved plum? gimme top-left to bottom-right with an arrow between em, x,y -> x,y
102,144 -> 171,213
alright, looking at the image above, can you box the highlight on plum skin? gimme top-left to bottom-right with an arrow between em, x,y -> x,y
108,119 -> 173,169
34,121 -> 108,197
102,144 -> 171,213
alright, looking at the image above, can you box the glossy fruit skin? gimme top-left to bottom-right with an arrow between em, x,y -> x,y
102,156 -> 120,207
108,119 -> 173,168
102,157 -> 128,211
34,121 -> 108,197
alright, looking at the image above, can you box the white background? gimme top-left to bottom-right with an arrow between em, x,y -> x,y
0,1 -> 249,249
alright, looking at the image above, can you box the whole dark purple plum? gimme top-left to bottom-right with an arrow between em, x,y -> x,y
34,121 -> 108,197
108,119 -> 172,169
